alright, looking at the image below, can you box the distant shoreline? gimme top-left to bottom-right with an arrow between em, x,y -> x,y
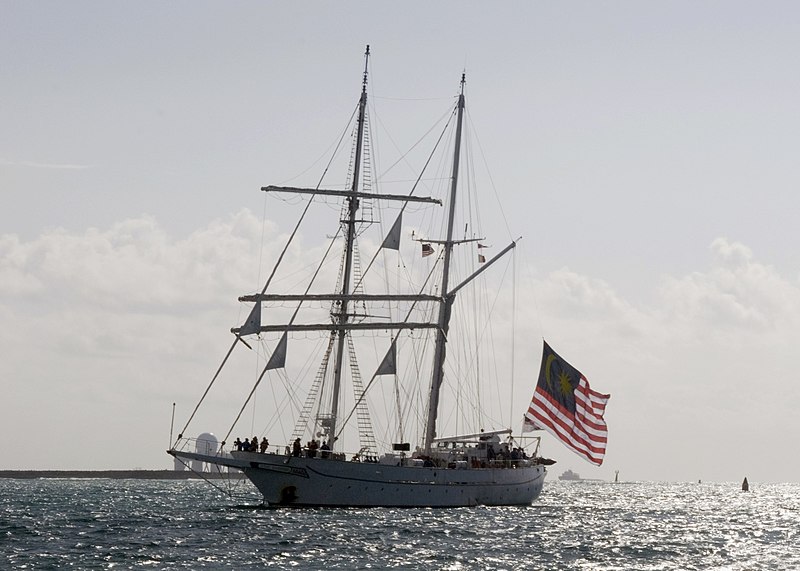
0,470 -> 240,480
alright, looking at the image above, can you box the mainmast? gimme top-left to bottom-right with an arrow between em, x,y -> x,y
327,45 -> 370,450
424,74 -> 466,451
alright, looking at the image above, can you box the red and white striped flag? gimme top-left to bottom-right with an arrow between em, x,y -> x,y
524,341 -> 610,465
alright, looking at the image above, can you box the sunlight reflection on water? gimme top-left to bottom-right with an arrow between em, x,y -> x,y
1,478 -> 797,569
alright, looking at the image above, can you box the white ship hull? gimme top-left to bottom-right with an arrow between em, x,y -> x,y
171,450 -> 546,507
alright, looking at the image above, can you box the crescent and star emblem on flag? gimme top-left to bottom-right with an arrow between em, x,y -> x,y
545,352 -> 575,397
544,353 -> 557,391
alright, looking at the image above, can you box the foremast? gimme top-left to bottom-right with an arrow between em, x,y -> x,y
327,45 -> 371,450
424,74 -> 466,452
238,45 -> 442,454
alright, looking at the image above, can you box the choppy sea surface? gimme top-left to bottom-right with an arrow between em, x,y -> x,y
1,477 -> 797,570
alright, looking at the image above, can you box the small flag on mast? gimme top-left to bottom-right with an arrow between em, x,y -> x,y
478,254 -> 486,263
421,243 -> 434,257
524,341 -> 610,466
522,415 -> 538,432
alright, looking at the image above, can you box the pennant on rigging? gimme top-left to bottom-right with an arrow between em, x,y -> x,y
524,340 -> 610,466
265,332 -> 288,370
239,303 -> 261,336
375,341 -> 397,376
381,214 -> 402,250
421,243 -> 434,257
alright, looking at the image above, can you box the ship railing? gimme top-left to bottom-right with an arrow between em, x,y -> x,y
486,458 -> 535,469
171,437 -> 539,470
169,436 -> 230,458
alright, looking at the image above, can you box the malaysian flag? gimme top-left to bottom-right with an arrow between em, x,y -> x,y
524,341 -> 610,465
421,243 -> 434,257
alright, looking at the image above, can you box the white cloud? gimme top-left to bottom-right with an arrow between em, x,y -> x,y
1,222 -> 798,482
517,238 -> 800,482
0,211 -> 276,470
1,210 -> 270,310
659,237 -> 800,336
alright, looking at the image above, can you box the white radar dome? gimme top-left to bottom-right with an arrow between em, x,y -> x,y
195,432 -> 219,455
192,432 -> 219,472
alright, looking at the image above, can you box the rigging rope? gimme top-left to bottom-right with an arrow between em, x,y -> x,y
223,225 -> 344,444
350,102 -> 457,295
176,102 -> 361,445
335,252 -> 443,441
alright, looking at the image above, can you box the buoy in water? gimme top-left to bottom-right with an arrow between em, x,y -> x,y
741,477 -> 749,492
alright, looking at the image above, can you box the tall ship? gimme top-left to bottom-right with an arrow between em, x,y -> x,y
168,47 -> 553,507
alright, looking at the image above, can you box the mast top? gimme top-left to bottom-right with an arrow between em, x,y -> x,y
362,45 -> 370,93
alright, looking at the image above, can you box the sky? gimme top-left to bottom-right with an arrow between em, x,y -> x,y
2,1 -> 800,484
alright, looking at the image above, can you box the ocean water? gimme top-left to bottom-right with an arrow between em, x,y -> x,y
1,478 -> 797,570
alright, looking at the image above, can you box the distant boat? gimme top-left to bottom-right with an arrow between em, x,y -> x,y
742,477 -> 749,492
559,469 -> 581,481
